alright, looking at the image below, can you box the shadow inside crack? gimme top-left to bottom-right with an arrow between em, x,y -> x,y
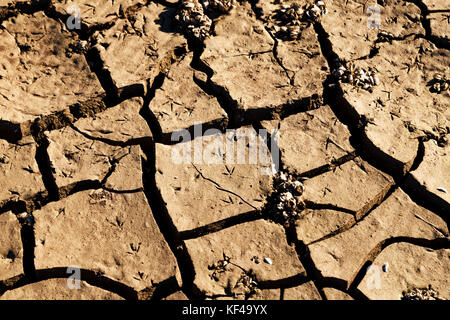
258,273 -> 309,290
140,143 -> 202,300
179,210 -> 262,240
0,267 -> 138,300
155,5 -> 183,36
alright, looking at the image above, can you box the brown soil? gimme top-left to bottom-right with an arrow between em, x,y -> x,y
0,0 -> 448,300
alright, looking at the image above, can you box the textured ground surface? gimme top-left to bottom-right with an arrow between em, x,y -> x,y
0,0 -> 449,300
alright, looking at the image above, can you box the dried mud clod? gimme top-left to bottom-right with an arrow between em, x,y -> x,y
226,269 -> 259,299
331,58 -> 380,92
401,285 -> 443,301
66,40 -> 90,56
263,171 -> 306,226
272,2 -> 307,40
175,0 -> 212,41
174,0 -> 237,41
427,73 -> 450,94
208,253 -> 260,299
271,1 -> 328,40
376,30 -> 395,44
230,270 -> 259,298
407,122 -> 449,148
304,0 -> 327,21
208,252 -> 231,281
203,0 -> 237,14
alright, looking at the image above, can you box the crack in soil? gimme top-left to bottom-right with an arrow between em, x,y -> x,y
0,0 -> 448,300
312,20 -> 450,227
347,237 -> 450,291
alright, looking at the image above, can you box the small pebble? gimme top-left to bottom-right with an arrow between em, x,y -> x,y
264,257 -> 273,265
437,187 -> 447,193
382,263 -> 389,272
17,212 -> 27,219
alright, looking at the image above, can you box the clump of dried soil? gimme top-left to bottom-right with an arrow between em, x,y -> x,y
401,285 -> 444,300
263,171 -> 306,226
174,0 -> 236,40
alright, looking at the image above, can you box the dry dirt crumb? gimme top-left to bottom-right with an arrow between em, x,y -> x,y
402,285 -> 443,301
0,0 -> 448,301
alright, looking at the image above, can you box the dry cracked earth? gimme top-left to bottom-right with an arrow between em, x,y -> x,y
0,0 -> 449,300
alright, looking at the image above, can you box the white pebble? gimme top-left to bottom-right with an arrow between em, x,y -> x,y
437,187 -> 447,193
280,192 -> 293,201
264,257 -> 273,265
293,181 -> 303,188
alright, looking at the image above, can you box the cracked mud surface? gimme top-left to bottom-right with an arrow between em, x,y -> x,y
0,0 -> 448,300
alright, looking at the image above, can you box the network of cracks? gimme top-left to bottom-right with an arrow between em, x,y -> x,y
0,0 -> 449,300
